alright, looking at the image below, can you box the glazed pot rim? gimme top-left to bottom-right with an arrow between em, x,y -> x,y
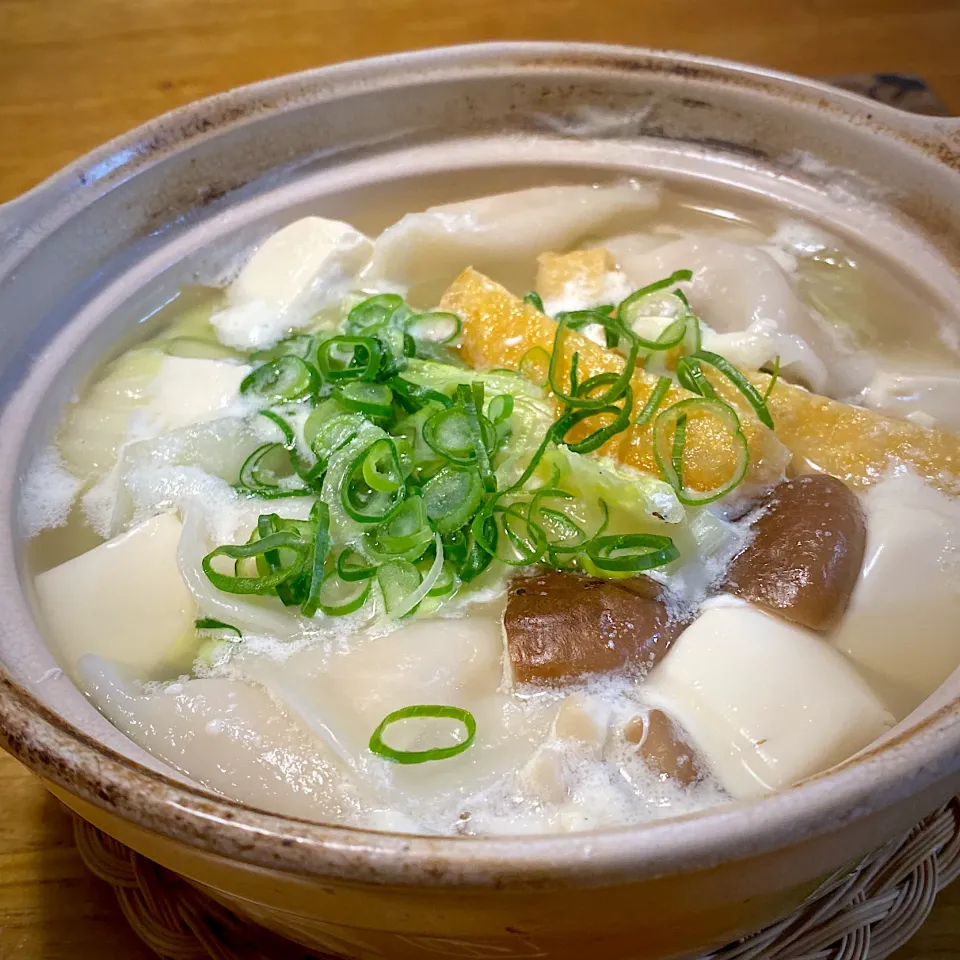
0,41 -> 958,889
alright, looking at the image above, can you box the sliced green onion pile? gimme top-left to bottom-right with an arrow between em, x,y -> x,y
202,274 -> 777,626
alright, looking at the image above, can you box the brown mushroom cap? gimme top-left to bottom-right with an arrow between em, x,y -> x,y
624,709 -> 704,786
503,571 -> 684,686
724,474 -> 866,631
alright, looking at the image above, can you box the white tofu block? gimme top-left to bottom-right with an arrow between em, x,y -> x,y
647,603 -> 894,797
831,471 -> 960,719
147,356 -> 249,433
35,514 -> 197,678
213,217 -> 373,350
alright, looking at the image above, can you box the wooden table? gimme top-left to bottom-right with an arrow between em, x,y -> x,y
1,0 -> 959,957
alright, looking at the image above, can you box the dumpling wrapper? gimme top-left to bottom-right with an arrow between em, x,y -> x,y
370,184 -> 660,303
236,617 -> 556,806
607,235 -> 862,396
79,657 -> 357,822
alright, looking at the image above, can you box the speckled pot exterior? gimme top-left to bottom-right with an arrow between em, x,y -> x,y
0,45 -> 958,960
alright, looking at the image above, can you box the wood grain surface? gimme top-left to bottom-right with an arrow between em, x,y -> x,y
1,1 -> 959,957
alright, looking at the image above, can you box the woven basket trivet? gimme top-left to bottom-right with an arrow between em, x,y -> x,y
73,796 -> 960,960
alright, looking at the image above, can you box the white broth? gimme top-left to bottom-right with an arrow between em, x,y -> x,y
22,182 -> 960,835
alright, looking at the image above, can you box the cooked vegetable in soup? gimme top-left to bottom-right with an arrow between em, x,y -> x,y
22,182 -> 960,834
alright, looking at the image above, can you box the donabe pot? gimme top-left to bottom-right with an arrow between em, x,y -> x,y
0,44 -> 958,960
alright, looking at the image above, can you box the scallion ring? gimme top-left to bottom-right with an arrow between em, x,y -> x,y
345,293 -> 407,336
336,549 -> 377,582
652,397 -> 749,505
585,533 -> 680,573
316,574 -> 372,616
316,336 -> 383,382
240,356 -> 319,402
202,532 -> 310,595
300,500 -> 331,618
405,311 -> 461,344
341,438 -> 407,523
634,376 -> 673,427
692,350 -> 775,430
368,704 -> 477,765
333,381 -> 394,418
423,466 -> 484,534
523,291 -> 545,312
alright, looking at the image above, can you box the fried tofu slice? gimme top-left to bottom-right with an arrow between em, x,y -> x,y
536,248 -> 616,303
440,268 -> 960,495
441,268 -> 789,497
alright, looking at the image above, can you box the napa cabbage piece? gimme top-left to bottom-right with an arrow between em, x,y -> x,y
370,183 -> 661,302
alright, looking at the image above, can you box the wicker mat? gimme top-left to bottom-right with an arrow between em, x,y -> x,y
73,796 -> 960,960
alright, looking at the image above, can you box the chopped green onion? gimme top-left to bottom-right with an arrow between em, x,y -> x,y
375,496 -> 433,557
308,412 -> 365,464
653,397 -> 749,505
692,350 -> 775,430
763,355 -> 781,401
423,466 -> 484,534
616,269 -> 693,325
195,618 -> 242,638
523,291 -> 545,312
316,336 -> 383,382
334,381 -> 394,418
316,573 -> 372,616
388,377 -> 453,412
377,558 -> 422,616
487,393 -> 514,425
237,444 -> 309,498
202,531 -> 310,595
635,376 -> 672,427
671,414 -> 687,489
405,312 -> 461,344
258,409 -> 297,450
341,439 -> 407,523
549,312 -> 639,411
240,356 -> 319,402
517,346 -> 551,386
368,704 -> 476,764
345,294 -> 407,336
300,501 -> 331,618
336,549 -> 377,582
585,533 -> 680,573
553,394 -> 633,455
675,357 -> 718,400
